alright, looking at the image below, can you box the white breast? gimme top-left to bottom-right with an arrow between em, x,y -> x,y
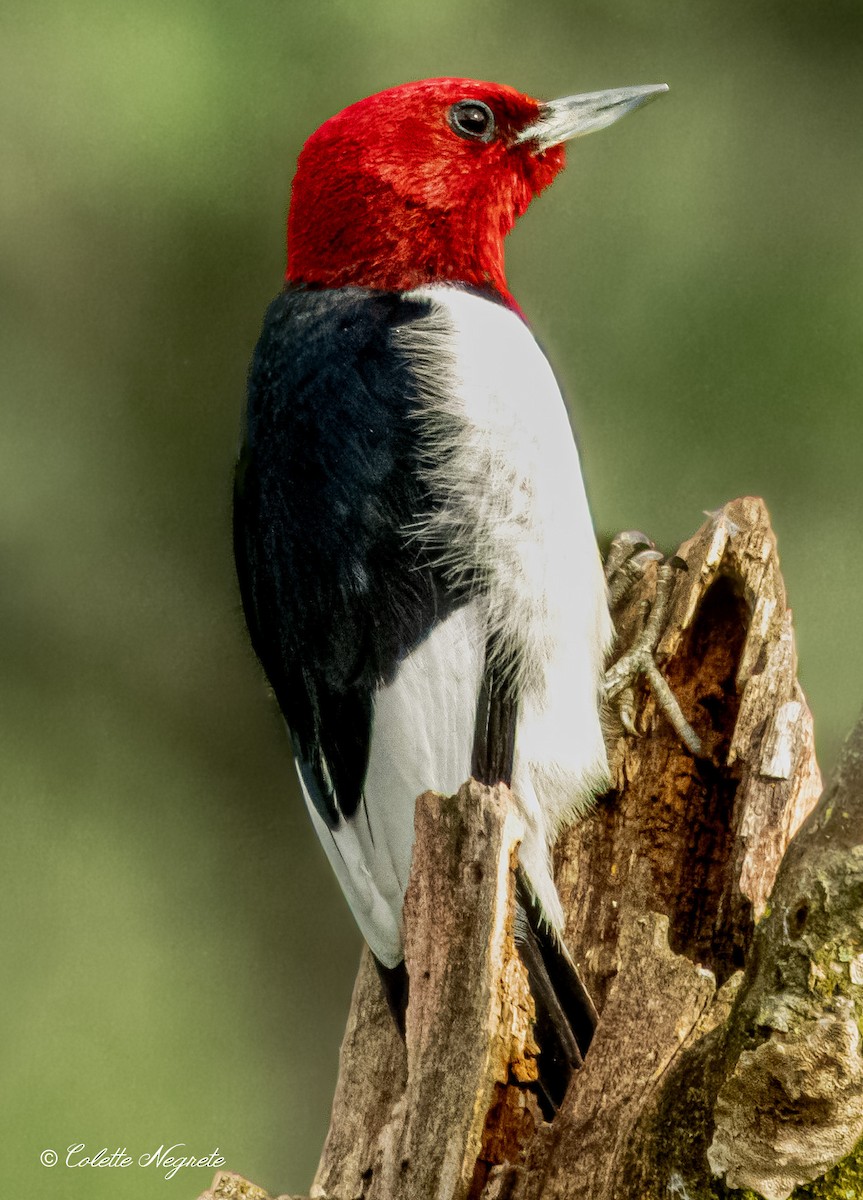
399,287 -> 614,926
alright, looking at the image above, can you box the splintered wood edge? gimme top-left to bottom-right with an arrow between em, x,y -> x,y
370,784 -> 531,1200
313,782 -> 536,1200
658,498 -> 821,915
311,947 -> 406,1198
556,497 -> 819,1010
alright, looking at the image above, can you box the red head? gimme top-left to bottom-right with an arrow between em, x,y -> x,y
286,77 -> 667,303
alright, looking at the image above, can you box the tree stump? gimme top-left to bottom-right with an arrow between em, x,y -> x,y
197,498 -> 863,1200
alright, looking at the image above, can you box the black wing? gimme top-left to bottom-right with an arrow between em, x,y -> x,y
233,285 -> 463,828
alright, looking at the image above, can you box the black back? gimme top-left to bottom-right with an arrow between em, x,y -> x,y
234,285 -> 464,828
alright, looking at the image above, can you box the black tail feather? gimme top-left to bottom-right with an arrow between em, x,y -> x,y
516,872 -> 598,1114
375,882 -> 597,1119
375,957 -> 409,1036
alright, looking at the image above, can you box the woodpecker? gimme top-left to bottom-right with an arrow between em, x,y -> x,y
234,76 -> 667,1105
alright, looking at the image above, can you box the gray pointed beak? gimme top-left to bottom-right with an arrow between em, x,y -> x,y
517,83 -> 668,149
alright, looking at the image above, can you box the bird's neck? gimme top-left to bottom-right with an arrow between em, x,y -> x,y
286,174 -> 518,304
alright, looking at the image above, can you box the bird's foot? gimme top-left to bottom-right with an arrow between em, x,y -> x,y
603,531 -> 703,756
603,529 -> 663,605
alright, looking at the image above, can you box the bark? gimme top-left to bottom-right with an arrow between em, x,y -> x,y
196,498 -> 863,1200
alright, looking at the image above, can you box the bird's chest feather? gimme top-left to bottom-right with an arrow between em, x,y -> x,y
395,286 -> 612,704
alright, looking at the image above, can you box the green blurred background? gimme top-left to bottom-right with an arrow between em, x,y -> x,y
2,0 -> 861,1195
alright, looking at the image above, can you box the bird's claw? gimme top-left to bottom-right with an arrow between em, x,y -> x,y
616,686 -> 640,738
604,531 -> 665,607
604,530 -> 654,583
603,542 -> 703,756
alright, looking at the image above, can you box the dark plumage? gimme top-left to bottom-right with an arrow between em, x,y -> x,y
234,285 -> 465,828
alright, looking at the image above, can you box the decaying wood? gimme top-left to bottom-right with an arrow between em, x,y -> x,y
705,713 -> 863,1197
348,784 -> 540,1200
196,498 -> 863,1200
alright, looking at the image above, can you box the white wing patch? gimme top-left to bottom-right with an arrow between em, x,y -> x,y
299,600 -> 484,968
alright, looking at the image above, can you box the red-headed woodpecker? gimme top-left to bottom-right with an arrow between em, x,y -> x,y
234,77 -> 667,1105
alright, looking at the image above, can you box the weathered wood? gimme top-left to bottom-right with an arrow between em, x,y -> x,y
313,783 -> 541,1200
310,947 -> 405,1199
511,908 -> 719,1200
705,712 -> 863,1198
558,498 -> 821,1015
605,704 -> 863,1200
369,785 -> 537,1200
197,498 -> 863,1200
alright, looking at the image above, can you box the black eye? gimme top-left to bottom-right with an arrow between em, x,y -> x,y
448,99 -> 495,143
